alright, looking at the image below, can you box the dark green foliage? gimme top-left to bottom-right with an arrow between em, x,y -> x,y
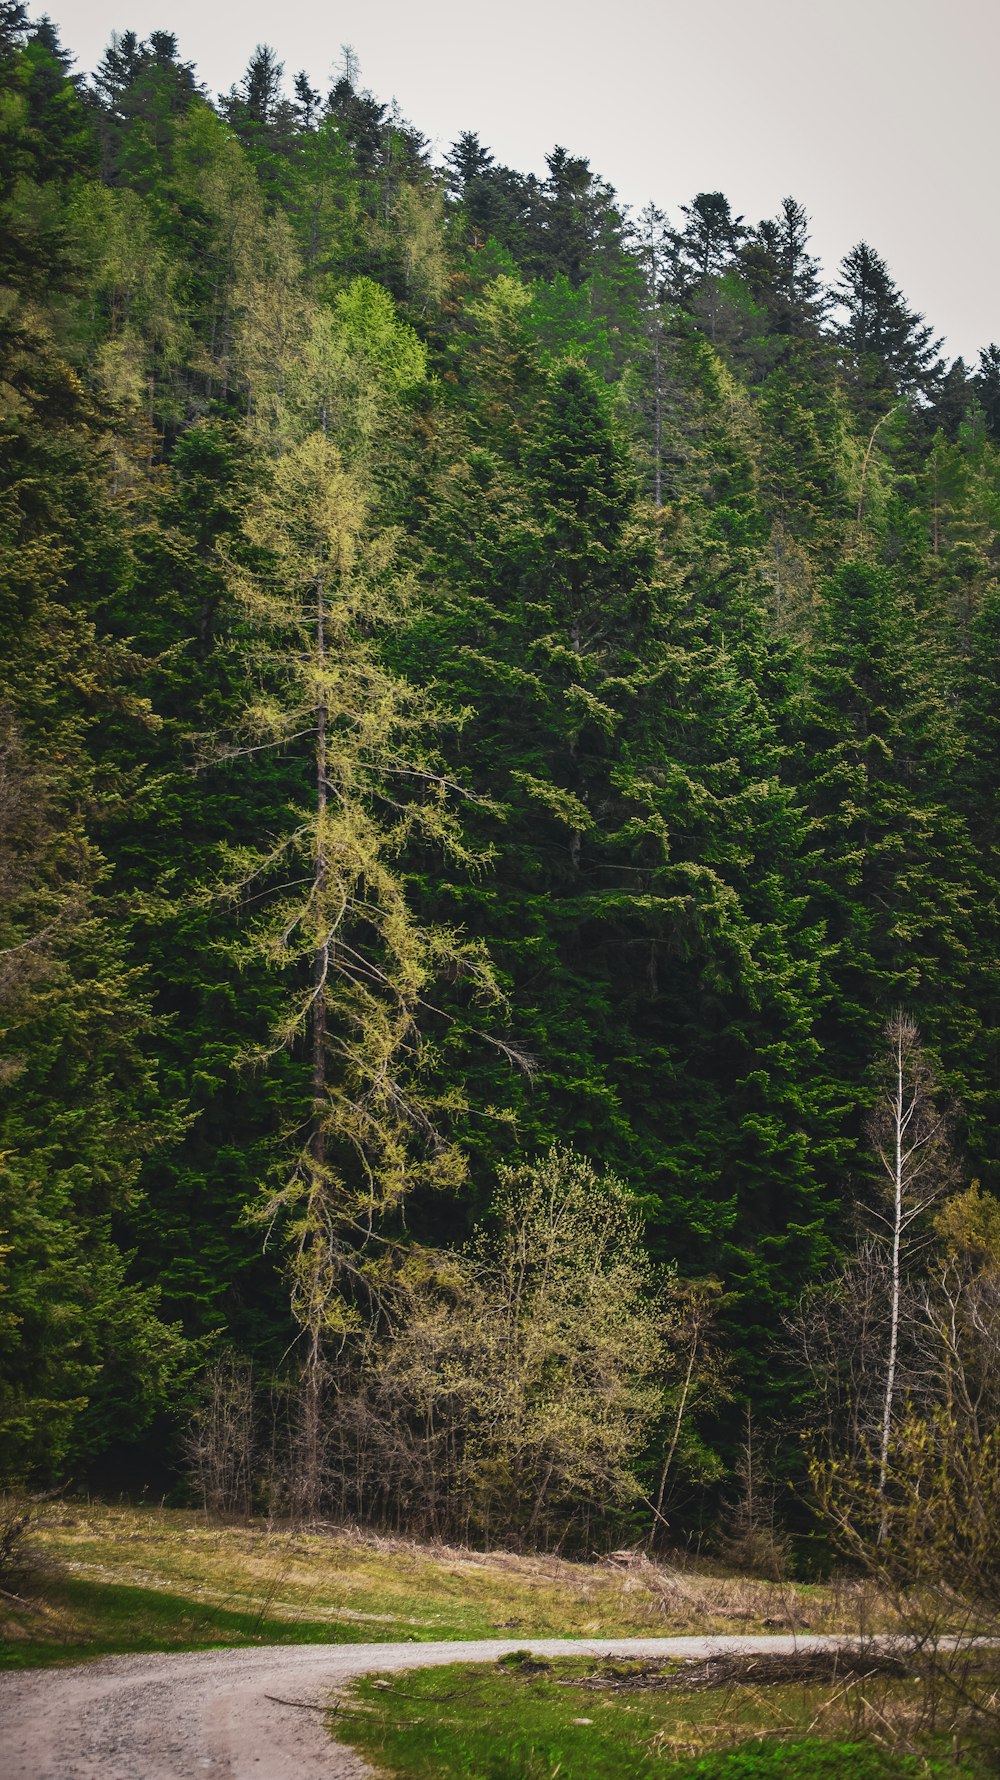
90,29 -> 201,192
740,198 -> 829,345
0,137 -> 187,1477
1,10 -> 998,1527
798,562 -> 975,1051
836,242 -> 943,417
669,191 -> 745,294
101,423 -> 303,1350
973,344 -> 1000,440
416,354 -> 837,1399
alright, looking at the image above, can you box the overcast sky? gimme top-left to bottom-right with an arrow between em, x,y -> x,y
50,0 -> 998,361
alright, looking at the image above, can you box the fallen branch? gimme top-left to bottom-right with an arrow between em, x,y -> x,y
264,1694 -> 332,1712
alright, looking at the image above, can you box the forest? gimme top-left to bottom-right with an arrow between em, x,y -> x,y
2,3 -> 999,1567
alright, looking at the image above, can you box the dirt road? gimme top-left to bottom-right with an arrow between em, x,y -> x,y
0,1633 -> 866,1778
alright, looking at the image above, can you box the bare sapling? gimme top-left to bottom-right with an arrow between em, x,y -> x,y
185,1350 -> 255,1516
866,1013 -> 956,1508
650,1273 -> 729,1539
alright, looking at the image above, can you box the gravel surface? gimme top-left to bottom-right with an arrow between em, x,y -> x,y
0,1633 -> 870,1778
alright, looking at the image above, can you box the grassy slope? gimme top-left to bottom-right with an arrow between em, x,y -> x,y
3,1501 -> 876,1670
331,1655 -> 982,1780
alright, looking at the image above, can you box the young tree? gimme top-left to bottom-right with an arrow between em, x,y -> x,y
867,1014 -> 956,1498
322,1148 -> 665,1545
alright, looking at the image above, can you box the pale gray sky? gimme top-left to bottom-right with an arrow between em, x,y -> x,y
51,0 -> 998,361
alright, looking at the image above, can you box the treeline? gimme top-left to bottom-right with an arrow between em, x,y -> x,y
1,6 -> 999,1553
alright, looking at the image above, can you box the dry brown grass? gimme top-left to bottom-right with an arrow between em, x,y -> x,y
4,1501 -> 897,1649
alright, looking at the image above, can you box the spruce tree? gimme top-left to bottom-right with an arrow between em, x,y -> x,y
836,242 -> 944,417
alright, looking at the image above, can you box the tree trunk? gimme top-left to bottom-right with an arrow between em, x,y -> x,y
300,567 -> 329,1521
653,332 -> 663,509
878,1025 -> 905,1516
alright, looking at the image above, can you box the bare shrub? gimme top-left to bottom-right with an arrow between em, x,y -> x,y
184,1351 -> 255,1516
0,1494 -> 33,1587
809,1185 -> 1000,1755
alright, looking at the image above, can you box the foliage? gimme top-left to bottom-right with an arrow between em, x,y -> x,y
1,8 -> 999,1574
313,1148 -> 666,1544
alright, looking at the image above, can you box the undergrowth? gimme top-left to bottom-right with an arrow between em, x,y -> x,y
331,1655 -> 991,1780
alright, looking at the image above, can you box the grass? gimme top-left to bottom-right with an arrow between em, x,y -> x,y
329,1653 -> 990,1780
0,1573 -> 379,1670
2,1499 -> 887,1671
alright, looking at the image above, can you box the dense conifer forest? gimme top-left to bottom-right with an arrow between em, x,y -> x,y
2,5 -> 999,1554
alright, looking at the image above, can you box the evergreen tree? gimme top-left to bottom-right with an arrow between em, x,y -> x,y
740,197 -> 829,343
222,44 -> 300,206
836,241 -> 944,415
90,28 -> 200,192
973,344 -> 1000,440
668,191 -> 745,297
0,194 -> 186,1484
957,583 -> 1000,1179
526,146 -> 625,287
926,357 -> 974,440
419,350 -> 837,1406
445,131 -> 534,261
797,561 -> 978,1146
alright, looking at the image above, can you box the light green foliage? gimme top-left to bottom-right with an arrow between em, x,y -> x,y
67,182 -> 188,414
330,276 -> 427,390
480,1150 -> 663,1511
300,1148 -> 666,1542
222,430 -> 490,1216
935,1182 -> 1000,1262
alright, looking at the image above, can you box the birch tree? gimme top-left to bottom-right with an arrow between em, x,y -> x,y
867,1012 -> 955,1501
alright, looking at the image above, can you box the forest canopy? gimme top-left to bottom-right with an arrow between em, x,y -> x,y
1,6 -> 999,1553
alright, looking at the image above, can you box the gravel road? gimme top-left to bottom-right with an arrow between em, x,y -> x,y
0,1633 -> 870,1779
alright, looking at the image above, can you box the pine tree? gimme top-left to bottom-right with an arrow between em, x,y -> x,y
668,191 -> 745,297
797,561 -> 977,1148
419,349 -> 837,1404
526,146 -> 625,287
740,197 -> 829,344
836,242 -> 944,416
973,344 -> 1000,440
0,209 -> 186,1483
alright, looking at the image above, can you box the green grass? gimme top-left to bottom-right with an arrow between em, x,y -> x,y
0,1574 -> 380,1670
1,1500 -> 886,1671
330,1657 -> 984,1780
